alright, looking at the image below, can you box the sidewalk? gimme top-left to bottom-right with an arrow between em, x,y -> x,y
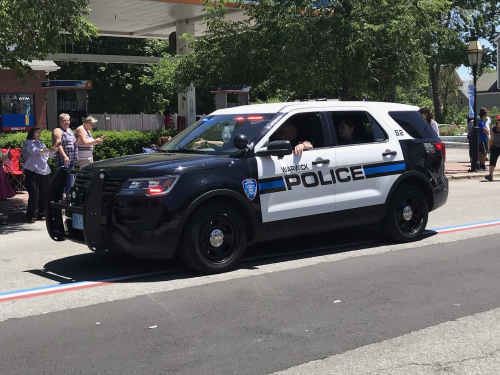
0,144 -> 496,221
444,143 -> 499,180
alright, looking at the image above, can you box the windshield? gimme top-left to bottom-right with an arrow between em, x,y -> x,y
161,113 -> 279,155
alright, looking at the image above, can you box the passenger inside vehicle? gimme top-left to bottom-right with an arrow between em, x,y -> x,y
337,119 -> 363,145
330,112 -> 378,145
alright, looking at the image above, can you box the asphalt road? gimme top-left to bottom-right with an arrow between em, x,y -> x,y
1,178 -> 500,374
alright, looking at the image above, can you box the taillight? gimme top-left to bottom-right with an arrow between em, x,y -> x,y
433,142 -> 446,162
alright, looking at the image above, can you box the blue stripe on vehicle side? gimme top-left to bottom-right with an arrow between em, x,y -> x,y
259,180 -> 285,190
364,163 -> 405,175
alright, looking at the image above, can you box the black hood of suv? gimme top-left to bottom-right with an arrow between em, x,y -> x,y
80,152 -> 233,177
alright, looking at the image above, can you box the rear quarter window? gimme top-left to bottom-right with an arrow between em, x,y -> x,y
388,111 -> 437,139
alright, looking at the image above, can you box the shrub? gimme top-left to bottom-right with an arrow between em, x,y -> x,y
0,129 -> 179,170
439,124 -> 465,136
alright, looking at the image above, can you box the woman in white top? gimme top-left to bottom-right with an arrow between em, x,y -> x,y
419,107 -> 440,136
22,128 -> 61,222
75,116 -> 106,167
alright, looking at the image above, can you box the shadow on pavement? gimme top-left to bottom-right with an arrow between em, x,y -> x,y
0,193 -> 31,234
0,212 -> 44,235
36,226 -> 438,286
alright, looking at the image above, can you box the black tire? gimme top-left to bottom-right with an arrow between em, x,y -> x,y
382,184 -> 428,242
179,202 -> 247,274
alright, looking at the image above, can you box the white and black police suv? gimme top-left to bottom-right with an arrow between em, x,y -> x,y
47,102 -> 448,273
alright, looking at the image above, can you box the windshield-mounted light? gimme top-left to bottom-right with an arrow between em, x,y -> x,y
247,115 -> 264,121
119,176 -> 179,196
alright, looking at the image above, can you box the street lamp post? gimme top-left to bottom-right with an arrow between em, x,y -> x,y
466,31 -> 484,172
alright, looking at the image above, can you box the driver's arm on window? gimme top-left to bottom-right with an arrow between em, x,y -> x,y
294,141 -> 313,155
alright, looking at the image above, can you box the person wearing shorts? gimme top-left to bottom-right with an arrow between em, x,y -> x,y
478,110 -> 489,171
485,115 -> 500,181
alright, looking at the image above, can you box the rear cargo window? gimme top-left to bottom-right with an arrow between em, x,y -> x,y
389,111 -> 436,139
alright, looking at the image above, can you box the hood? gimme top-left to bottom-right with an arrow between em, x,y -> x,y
81,152 -> 231,177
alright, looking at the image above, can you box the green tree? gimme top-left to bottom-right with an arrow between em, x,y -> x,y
49,37 -> 173,114
0,0 -> 97,78
419,0 -> 500,123
169,0 -> 439,102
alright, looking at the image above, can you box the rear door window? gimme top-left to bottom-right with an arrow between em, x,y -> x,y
389,111 -> 436,139
328,111 -> 388,146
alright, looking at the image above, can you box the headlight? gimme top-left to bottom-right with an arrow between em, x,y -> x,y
119,176 -> 179,196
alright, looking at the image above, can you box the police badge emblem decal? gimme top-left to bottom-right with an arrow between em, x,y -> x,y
242,179 -> 257,200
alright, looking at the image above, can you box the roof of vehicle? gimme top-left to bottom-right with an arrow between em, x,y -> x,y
210,101 -> 419,115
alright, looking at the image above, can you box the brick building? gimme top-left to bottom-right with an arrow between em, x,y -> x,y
0,61 -> 59,132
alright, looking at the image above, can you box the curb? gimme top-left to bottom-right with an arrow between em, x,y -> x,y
446,173 -> 500,180
443,142 -> 468,149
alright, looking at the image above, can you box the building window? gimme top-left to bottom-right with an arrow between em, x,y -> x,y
460,97 -> 464,105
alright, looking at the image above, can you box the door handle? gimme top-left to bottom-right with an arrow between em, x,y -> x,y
382,151 -> 397,156
312,159 -> 330,165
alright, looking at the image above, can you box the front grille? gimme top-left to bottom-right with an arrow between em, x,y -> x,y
74,171 -> 126,196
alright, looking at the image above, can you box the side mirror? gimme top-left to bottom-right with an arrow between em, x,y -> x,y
233,134 -> 248,149
255,140 -> 293,156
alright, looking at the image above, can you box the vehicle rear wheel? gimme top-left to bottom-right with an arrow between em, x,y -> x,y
382,184 -> 428,242
179,202 -> 246,274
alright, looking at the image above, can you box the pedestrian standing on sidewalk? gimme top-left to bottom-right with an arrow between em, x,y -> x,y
480,107 -> 491,161
485,115 -> 500,181
419,107 -> 439,136
75,116 -> 106,168
467,116 -> 475,162
22,128 -> 61,223
478,109 -> 489,171
52,113 -> 78,198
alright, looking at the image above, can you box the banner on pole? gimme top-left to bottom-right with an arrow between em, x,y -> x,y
468,85 -> 475,118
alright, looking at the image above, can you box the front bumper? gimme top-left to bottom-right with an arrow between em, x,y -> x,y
46,167 -> 179,258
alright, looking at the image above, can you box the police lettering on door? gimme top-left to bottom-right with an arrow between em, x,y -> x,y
258,161 -> 406,194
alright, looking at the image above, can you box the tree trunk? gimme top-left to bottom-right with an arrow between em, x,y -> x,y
429,64 -> 443,123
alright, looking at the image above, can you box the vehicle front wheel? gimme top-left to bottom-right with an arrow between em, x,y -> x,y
179,202 -> 247,274
382,184 -> 428,242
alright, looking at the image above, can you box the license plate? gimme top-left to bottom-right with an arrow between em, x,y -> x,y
72,213 -> 83,230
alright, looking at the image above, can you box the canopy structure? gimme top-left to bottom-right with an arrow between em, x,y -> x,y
87,0 -> 245,39
51,0 -> 248,126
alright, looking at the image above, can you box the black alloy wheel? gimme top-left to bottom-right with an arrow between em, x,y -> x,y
199,215 -> 237,264
396,194 -> 423,236
382,184 -> 428,242
180,202 -> 246,274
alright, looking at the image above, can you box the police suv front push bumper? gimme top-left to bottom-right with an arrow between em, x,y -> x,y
46,167 -> 108,251
46,167 -> 181,258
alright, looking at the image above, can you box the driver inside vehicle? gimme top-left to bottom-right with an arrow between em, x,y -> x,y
274,123 -> 313,155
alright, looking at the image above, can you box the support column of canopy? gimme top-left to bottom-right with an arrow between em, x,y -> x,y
176,20 -> 196,128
